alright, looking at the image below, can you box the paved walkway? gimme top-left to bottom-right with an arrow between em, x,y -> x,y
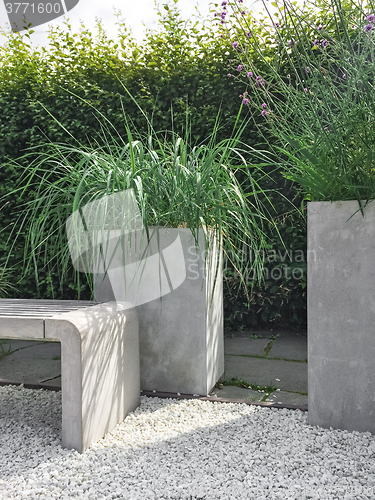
0,329 -> 307,407
210,329 -> 307,407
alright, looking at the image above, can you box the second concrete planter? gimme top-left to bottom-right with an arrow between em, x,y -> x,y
308,200 -> 375,433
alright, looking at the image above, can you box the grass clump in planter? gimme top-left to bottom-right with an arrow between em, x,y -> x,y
218,0 -> 375,208
3,88 -> 284,299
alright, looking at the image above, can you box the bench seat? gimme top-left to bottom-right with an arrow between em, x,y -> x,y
0,299 -> 140,453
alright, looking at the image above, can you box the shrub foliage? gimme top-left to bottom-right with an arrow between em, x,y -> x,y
0,0 -> 308,329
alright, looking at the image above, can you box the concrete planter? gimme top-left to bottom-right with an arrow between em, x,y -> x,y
308,200 -> 375,433
93,226 -> 224,396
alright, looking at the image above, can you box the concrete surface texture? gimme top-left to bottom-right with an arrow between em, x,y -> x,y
45,301 -> 140,453
94,227 -> 224,396
308,200 -> 375,433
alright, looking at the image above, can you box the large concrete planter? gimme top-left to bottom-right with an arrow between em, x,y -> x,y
93,226 -> 224,396
308,200 -> 375,433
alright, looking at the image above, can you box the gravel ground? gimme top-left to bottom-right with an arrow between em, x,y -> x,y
1,385 -> 375,499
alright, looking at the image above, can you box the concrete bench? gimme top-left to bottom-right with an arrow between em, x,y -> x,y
0,299 -> 140,453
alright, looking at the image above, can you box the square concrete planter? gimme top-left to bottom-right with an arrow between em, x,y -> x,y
308,200 -> 375,433
93,226 -> 224,396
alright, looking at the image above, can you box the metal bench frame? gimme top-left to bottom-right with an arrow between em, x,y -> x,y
0,299 -> 140,453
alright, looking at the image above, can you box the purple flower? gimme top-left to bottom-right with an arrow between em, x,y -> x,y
261,103 -> 267,108
221,0 -> 227,5
324,126 -> 328,130
239,94 -> 243,98
342,73 -> 346,79
214,12 -> 218,17
247,71 -> 253,77
288,39 -> 294,47
304,88 -> 308,92
220,11 -> 227,19
366,14 -> 375,23
287,74 -> 291,78
227,73 -> 231,77
365,23 -> 374,32
313,39 -> 319,46
317,25 -> 323,31
243,98 -> 249,104
261,110 -> 267,116
238,65 -> 243,71
321,39 -> 328,47
246,31 -> 251,37
241,11 -> 245,15
233,41 -> 238,49
255,77 -> 266,87
275,22 -> 280,28
306,67 -> 310,73
220,34 -> 224,38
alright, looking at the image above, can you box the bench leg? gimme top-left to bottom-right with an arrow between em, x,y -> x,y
45,302 -> 140,453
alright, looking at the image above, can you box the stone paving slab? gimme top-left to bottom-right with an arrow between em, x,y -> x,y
224,355 -> 307,393
209,385 -> 265,402
224,337 -> 270,356
265,390 -> 308,406
0,359 -> 61,384
0,339 -> 48,354
42,376 -> 61,387
3,342 -> 61,360
268,337 -> 307,361
0,335 -> 308,399
210,385 -> 308,406
225,329 -> 307,339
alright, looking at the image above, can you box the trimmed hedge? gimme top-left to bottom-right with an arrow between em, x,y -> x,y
0,0 -> 307,328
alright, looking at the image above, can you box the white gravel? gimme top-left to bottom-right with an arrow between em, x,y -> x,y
1,385 -> 375,499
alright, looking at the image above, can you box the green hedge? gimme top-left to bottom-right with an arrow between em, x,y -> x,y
0,0 -> 307,328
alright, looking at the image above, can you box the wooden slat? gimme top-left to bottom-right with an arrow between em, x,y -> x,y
0,309 -> 90,313
0,299 -> 96,304
0,305 -> 93,309
0,300 -> 96,307
0,299 -> 98,318
0,300 -> 99,337
0,307 -> 95,314
0,312 -> 73,317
